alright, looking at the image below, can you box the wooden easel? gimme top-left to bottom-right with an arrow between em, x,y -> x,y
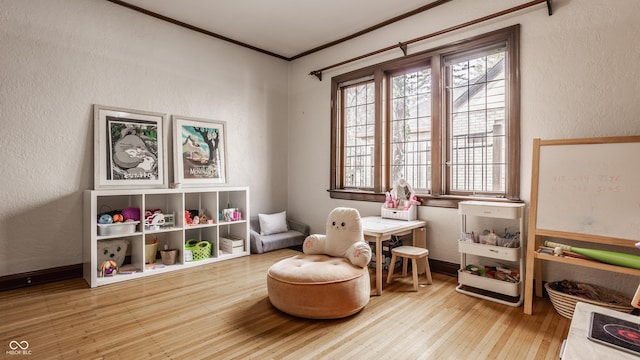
524,136 -> 640,315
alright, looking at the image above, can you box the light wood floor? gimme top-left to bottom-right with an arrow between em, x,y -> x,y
1,249 -> 570,359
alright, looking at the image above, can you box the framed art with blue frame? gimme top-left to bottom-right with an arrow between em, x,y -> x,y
93,104 -> 168,189
172,115 -> 227,186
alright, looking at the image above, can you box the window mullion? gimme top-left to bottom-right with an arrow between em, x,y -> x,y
431,55 -> 443,196
374,70 -> 383,193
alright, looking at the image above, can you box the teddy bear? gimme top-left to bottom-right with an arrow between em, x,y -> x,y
303,207 -> 372,268
97,239 -> 128,270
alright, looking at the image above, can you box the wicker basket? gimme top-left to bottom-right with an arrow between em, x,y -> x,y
545,281 -> 634,319
145,241 -> 158,264
160,249 -> 178,265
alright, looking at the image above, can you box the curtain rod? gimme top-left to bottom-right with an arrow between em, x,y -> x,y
309,0 -> 552,81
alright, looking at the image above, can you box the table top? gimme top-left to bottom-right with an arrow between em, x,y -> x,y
562,302 -> 640,359
360,216 -> 426,237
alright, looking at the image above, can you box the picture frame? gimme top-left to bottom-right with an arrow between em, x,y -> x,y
93,104 -> 168,189
172,115 -> 227,185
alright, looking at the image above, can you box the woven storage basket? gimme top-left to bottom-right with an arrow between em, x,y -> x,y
545,281 -> 634,319
185,239 -> 212,261
160,249 -> 178,265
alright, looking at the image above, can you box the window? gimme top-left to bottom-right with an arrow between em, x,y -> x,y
389,67 -> 432,192
446,47 -> 507,195
342,81 -> 375,189
330,26 -> 520,207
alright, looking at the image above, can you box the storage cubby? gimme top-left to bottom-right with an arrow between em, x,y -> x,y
219,222 -> 247,256
84,186 -> 249,287
456,201 -> 525,306
146,231 -> 184,267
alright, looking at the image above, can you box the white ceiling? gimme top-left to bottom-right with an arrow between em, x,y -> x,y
118,0 -> 446,59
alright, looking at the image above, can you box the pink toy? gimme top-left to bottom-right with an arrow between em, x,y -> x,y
384,192 -> 395,208
122,207 -> 141,221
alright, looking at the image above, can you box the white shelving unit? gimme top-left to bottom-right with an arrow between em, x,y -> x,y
83,186 -> 249,287
456,201 -> 525,306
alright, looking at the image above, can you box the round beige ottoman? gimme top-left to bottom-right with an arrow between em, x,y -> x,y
267,254 -> 370,319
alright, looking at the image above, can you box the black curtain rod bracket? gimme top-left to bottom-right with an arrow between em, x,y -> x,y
398,42 -> 408,56
309,70 -> 322,81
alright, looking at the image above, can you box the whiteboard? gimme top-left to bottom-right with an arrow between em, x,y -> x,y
534,139 -> 640,241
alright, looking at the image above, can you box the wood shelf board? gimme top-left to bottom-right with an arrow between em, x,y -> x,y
534,252 -> 640,276
534,229 -> 639,248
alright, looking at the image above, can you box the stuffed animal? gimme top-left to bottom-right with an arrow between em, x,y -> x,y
184,210 -> 193,225
303,207 -> 372,268
97,239 -> 128,269
99,260 -> 118,277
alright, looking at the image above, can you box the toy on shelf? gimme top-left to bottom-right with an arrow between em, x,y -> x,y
185,209 -> 212,226
145,210 -> 166,230
221,207 -> 242,222
144,209 -> 174,230
99,260 -> 118,277
199,214 -> 209,224
121,207 -> 141,221
98,206 -> 140,225
385,178 -> 420,210
98,214 -> 113,224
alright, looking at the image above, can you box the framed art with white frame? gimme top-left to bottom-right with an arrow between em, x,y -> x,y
172,115 -> 227,186
93,104 -> 168,189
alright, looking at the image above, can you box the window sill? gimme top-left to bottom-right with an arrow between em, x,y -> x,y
328,189 -> 522,209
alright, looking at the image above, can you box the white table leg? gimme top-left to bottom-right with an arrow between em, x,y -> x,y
375,235 -> 382,295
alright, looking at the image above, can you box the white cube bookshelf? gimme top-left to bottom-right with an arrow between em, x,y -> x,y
83,186 -> 249,287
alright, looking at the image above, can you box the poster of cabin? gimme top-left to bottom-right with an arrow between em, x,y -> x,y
173,116 -> 227,185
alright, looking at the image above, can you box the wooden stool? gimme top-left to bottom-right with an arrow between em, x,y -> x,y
386,246 -> 433,291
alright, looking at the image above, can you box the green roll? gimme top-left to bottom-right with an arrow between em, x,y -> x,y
544,240 -> 640,270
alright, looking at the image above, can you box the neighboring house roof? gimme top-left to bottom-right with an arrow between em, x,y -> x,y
452,58 -> 505,110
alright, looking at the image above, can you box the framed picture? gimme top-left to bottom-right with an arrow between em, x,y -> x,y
93,105 -> 168,189
172,115 -> 227,185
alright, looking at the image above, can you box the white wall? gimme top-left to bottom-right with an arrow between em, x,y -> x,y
288,0 -> 640,295
0,0 -> 289,276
